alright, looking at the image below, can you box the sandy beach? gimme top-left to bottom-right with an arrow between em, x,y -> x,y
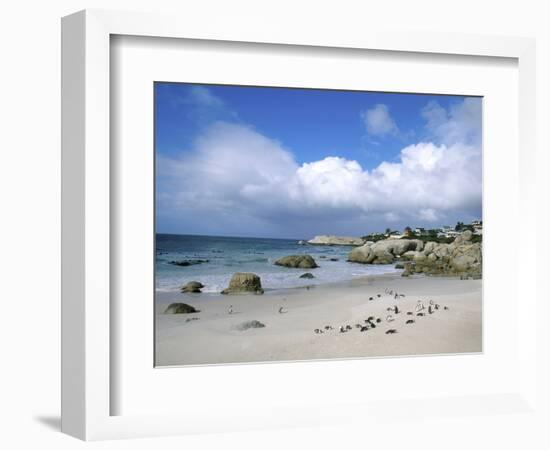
155,273 -> 482,367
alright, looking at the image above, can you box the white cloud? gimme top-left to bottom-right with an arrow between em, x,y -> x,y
422,97 -> 481,145
361,104 -> 399,136
158,104 -> 481,230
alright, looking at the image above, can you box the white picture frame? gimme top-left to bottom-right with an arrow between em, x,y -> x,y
61,9 -> 538,441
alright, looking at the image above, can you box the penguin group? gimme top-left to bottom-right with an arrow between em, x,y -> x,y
313,289 -> 450,337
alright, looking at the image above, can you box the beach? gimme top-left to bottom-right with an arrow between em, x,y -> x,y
155,273 -> 482,367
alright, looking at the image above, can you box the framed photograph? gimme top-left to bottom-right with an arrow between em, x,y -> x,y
62,9 -> 538,440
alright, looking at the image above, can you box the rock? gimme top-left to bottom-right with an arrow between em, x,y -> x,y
180,281 -> 204,293
453,230 -> 473,245
401,250 -> 420,261
274,255 -> 318,269
372,239 -> 424,256
169,259 -> 209,267
401,262 -> 414,277
394,263 -> 405,269
347,244 -> 375,264
409,232 -> 482,277
423,241 -> 437,254
307,235 -> 364,246
299,272 -> 315,279
164,303 -> 199,314
372,251 -> 394,264
329,257 -> 339,261
297,240 -> 307,245
348,239 -> 424,265
221,273 -> 264,294
235,320 -> 266,331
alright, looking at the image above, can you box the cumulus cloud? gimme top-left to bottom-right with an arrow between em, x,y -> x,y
158,110 -> 481,234
361,104 -> 399,137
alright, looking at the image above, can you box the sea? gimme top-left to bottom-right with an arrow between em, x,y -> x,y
156,234 -> 399,293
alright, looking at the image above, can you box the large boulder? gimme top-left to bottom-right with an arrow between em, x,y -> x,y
221,273 -> 264,294
401,250 -> 420,261
164,303 -> 199,314
348,244 -> 375,263
347,238 -> 423,264
423,241 -> 437,254
274,255 -> 318,269
180,281 -> 204,293
307,235 -> 364,246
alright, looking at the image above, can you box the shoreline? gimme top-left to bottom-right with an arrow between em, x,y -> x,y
155,273 -> 482,366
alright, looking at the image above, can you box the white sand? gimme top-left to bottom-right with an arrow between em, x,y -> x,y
155,274 -> 482,366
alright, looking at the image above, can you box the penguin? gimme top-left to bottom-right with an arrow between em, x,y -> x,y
444,306 -> 449,310
369,297 -> 374,301
377,294 -> 381,298
428,305 -> 434,314
394,305 -> 400,314
228,305 -> 233,315
339,326 -> 346,333
406,311 -> 413,316
346,325 -> 352,331
360,326 -> 369,332
278,306 -> 285,314
376,318 -> 382,323
385,329 -> 397,334
416,312 -> 425,317
406,319 -> 415,324
386,315 -> 394,322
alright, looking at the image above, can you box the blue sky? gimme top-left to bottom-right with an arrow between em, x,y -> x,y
155,83 -> 482,239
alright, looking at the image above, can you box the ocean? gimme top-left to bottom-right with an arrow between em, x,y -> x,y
155,234 -> 399,293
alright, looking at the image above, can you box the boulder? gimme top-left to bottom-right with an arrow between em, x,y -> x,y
372,251 -> 394,264
297,240 -> 307,245
299,272 -> 315,279
423,241 -> 437,254
348,244 -> 375,264
307,235 -> 364,246
164,303 -> 199,314
235,320 -> 266,331
401,250 -> 419,261
221,273 -> 264,294
180,281 -> 204,293
274,255 -> 318,269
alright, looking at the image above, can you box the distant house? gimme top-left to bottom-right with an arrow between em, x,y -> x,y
388,231 -> 404,239
414,227 -> 426,235
441,225 -> 453,233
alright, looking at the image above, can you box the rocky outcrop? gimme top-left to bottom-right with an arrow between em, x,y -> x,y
164,303 -> 200,314
180,281 -> 204,293
348,232 -> 482,278
347,239 -> 424,264
307,235 -> 364,246
221,272 -> 264,294
274,255 -> 318,269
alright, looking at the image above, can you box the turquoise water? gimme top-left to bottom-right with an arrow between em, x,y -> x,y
156,234 -> 399,293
